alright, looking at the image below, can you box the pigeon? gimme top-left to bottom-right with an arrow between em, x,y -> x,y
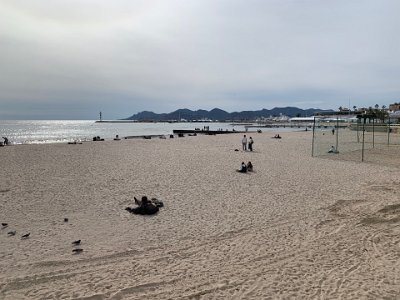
7,230 -> 16,236
21,233 -> 30,239
1,223 -> 8,227
72,240 -> 81,245
72,248 -> 83,254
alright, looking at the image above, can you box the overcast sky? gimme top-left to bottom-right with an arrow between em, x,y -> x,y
1,0 -> 399,119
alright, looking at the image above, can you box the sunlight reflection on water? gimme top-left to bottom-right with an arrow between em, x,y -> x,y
0,120 -> 249,144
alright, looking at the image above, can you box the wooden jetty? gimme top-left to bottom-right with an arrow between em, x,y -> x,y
124,134 -> 165,139
172,129 -> 248,135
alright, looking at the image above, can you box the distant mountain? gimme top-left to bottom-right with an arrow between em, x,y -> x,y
124,107 -> 333,121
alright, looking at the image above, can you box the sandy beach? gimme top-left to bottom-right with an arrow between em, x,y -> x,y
1,131 -> 400,299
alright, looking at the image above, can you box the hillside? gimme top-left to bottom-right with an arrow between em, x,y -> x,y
124,107 -> 332,121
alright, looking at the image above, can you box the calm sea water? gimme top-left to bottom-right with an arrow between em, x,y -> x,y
0,120 -> 250,145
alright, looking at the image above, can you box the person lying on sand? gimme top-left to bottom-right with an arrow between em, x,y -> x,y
68,140 -> 82,144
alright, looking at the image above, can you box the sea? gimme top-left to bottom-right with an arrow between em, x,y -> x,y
0,120 -> 252,145
0,120 -> 307,145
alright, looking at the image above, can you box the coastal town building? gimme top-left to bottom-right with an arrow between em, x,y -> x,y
389,103 -> 400,112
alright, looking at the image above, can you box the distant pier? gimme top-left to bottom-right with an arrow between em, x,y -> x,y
172,129 -> 248,135
95,120 -> 137,123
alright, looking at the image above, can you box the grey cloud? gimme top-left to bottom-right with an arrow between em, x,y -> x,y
1,0 -> 399,119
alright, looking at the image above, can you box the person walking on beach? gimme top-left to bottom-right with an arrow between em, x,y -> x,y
242,135 -> 247,151
248,137 -> 254,151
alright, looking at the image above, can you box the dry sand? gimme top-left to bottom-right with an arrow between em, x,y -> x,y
1,131 -> 400,299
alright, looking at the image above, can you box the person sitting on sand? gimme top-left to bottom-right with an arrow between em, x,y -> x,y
247,161 -> 253,172
237,162 -> 247,173
274,134 -> 281,139
328,145 -> 336,153
134,196 -> 147,207
132,196 -> 159,215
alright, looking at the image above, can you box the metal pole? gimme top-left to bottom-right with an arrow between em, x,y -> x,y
362,118 -> 365,162
312,117 -> 316,157
335,117 -> 339,152
387,118 -> 391,145
372,118 -> 375,148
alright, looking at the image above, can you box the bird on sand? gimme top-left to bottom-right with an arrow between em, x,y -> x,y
21,233 -> 30,239
7,230 -> 16,236
72,248 -> 83,254
72,240 -> 81,245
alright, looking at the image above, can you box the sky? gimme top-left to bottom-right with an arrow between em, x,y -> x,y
1,0 -> 400,120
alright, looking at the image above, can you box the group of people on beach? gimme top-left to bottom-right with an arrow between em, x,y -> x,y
237,161 -> 253,173
126,196 -> 164,215
241,135 -> 254,151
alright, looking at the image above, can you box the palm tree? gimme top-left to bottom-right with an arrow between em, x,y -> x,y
368,107 -> 374,116
353,105 -> 357,112
381,105 -> 388,123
